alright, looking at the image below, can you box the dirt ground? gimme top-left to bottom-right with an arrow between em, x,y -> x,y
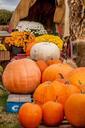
0,112 -> 19,128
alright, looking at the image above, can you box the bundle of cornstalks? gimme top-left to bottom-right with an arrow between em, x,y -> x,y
68,0 -> 85,41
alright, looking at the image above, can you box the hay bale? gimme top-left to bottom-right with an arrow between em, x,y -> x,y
76,41 -> 85,67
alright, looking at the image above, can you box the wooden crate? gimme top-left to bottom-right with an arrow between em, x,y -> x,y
0,51 -> 10,61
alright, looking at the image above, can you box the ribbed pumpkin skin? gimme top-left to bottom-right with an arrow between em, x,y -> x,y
42,101 -> 64,126
33,82 -> 57,105
42,63 -> 73,82
19,103 -> 42,128
2,59 -> 41,93
36,60 -> 48,73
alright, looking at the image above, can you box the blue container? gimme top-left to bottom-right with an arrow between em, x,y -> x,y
6,94 -> 32,113
6,102 -> 26,113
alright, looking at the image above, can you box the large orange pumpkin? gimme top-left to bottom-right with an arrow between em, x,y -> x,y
33,81 -> 57,105
36,60 -> 48,73
42,101 -> 64,126
2,59 -> 41,93
42,63 -> 74,82
67,67 -> 85,92
19,102 -> 42,128
65,94 -> 85,127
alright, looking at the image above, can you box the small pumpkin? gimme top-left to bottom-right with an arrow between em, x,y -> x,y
42,63 -> 74,82
42,101 -> 64,126
67,67 -> 85,92
65,94 -> 85,127
19,102 -> 42,128
36,60 -> 48,73
2,59 -> 41,93
30,42 -> 60,61
33,81 -> 57,105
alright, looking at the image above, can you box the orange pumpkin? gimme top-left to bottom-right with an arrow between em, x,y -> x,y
67,67 -> 85,92
33,81 -> 57,105
42,101 -> 64,126
19,102 -> 42,128
51,81 -> 68,106
57,84 -> 81,106
65,83 -> 81,96
36,60 -> 48,73
47,59 -> 62,66
51,81 -> 80,106
2,59 -> 41,93
26,42 -> 36,56
65,94 -> 85,127
42,63 -> 74,82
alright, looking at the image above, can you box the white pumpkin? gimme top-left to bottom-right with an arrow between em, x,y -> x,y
30,42 -> 60,61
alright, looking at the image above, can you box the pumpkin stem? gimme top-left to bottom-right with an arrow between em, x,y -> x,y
65,81 -> 70,84
59,73 -> 64,79
81,91 -> 85,94
78,80 -> 85,94
78,80 -> 82,85
59,73 -> 70,84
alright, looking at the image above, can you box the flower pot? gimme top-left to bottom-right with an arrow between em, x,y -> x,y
12,46 -> 24,55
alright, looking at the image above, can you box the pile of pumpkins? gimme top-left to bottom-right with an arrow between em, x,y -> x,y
2,57 -> 85,128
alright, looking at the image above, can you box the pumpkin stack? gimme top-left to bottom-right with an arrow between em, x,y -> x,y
18,66 -> 85,128
2,44 -> 85,127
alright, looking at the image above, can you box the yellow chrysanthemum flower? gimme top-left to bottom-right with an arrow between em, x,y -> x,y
35,34 -> 63,50
5,31 -> 35,51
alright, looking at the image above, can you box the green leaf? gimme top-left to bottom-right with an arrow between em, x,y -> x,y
0,65 -> 3,73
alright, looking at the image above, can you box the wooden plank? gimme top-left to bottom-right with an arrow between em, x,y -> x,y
39,120 -> 74,128
39,125 -> 74,128
39,124 -> 74,128
0,31 -> 11,37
